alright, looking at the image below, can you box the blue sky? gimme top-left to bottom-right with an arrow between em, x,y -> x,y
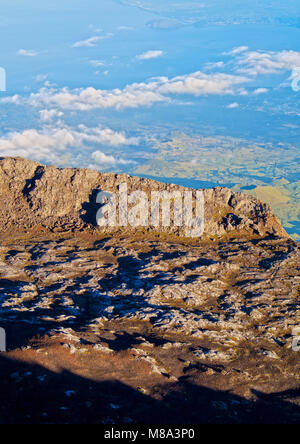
0,0 -> 299,170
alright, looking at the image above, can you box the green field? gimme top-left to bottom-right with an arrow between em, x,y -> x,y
134,132 -> 300,240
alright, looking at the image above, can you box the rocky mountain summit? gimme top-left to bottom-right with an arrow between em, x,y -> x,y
0,157 -> 299,424
0,157 -> 287,238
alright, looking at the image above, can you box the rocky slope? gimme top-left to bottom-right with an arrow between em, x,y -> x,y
0,157 -> 299,424
0,157 -> 287,238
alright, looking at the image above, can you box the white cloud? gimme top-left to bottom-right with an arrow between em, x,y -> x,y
72,36 -> 102,48
235,50 -> 300,76
90,150 -> 136,169
39,109 -> 64,122
0,125 -> 138,165
204,61 -> 225,70
0,128 -> 73,163
17,49 -> 38,57
8,71 -> 249,112
24,85 -> 167,111
137,50 -> 164,60
226,102 -> 239,109
157,72 -> 249,96
118,26 -> 134,31
90,60 -> 106,67
0,94 -> 22,105
76,125 -> 139,146
35,74 -> 48,82
253,88 -> 268,95
90,151 -> 117,166
72,33 -> 113,48
224,46 -> 249,56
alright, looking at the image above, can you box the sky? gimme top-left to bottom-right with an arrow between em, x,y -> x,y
0,0 -> 299,172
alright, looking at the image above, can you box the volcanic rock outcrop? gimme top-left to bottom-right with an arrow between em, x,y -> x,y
0,157 -> 287,238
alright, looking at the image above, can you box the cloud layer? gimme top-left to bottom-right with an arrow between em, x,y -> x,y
5,48 -> 299,115
0,124 -> 138,166
5,70 -> 250,112
2,45 -> 299,171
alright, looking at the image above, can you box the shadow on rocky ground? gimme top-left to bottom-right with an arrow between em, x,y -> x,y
0,353 -> 300,424
0,234 -> 299,424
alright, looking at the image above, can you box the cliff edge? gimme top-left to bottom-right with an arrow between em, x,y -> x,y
0,157 -> 287,239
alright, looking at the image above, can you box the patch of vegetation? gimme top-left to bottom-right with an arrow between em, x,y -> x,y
133,132 -> 300,240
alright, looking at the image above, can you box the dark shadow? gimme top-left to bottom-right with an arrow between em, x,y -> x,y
222,213 -> 243,229
80,188 -> 102,226
0,354 -> 299,424
249,235 -> 289,246
258,249 -> 290,270
139,249 -> 187,262
93,238 -> 113,249
99,252 -> 212,294
28,241 -> 57,261
101,332 -> 145,352
100,331 -> 170,352
172,257 -> 216,272
22,166 -> 45,206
